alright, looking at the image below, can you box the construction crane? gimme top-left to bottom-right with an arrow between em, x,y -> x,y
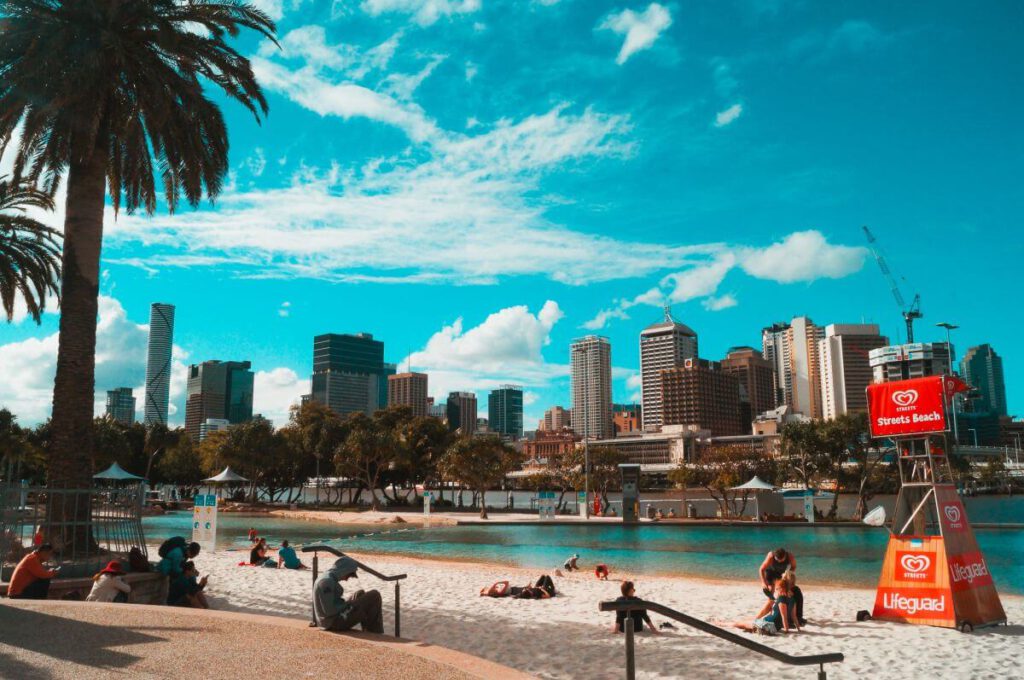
862,225 -> 922,343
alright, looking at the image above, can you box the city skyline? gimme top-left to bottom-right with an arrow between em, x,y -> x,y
0,1 -> 1020,429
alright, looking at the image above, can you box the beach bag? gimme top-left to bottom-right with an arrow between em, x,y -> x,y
158,536 -> 187,559
262,559 -> 278,568
128,547 -> 150,572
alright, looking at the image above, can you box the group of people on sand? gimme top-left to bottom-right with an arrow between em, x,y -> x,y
247,529 -> 307,569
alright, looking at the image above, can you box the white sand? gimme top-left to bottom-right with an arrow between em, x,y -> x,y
189,547 -> 1022,679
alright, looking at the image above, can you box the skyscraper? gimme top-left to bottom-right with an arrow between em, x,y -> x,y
720,346 -> 776,426
818,324 -> 889,419
105,387 -> 136,426
309,333 -> 389,417
660,359 -> 743,437
387,372 -> 429,417
639,308 -> 698,431
446,391 -> 478,433
488,385 -> 524,440
761,316 -> 824,419
961,344 -> 1008,417
570,335 -> 613,440
144,302 -> 175,427
184,360 -> 254,441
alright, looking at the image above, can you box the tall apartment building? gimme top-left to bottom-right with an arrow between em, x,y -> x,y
105,387 -> 136,426
961,344 -> 1008,416
639,309 -> 698,431
184,360 -> 254,441
869,343 -> 951,383
612,403 -> 641,435
720,346 -> 775,427
570,335 -> 613,440
446,392 -> 478,433
540,406 -> 571,432
488,385 -> 524,440
818,324 -> 889,419
387,372 -> 429,417
660,358 -> 743,437
144,302 -> 175,427
309,333 -> 389,417
762,316 -> 824,419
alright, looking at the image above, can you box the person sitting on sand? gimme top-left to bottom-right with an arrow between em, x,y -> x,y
611,581 -> 659,634
737,573 -> 800,635
278,540 -> 306,570
86,560 -> 131,603
758,548 -> 805,625
563,554 -> 580,571
250,538 -> 275,567
314,556 -> 384,634
595,564 -> 610,580
667,508 -> 676,518
168,561 -> 209,608
7,544 -> 59,600
158,537 -> 200,578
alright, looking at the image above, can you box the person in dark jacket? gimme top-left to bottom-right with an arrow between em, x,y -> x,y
313,556 -> 383,634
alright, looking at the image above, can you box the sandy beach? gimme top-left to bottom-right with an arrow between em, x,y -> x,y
186,545 -> 1022,679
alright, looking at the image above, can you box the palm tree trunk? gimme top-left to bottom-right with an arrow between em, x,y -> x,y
47,136 -> 107,552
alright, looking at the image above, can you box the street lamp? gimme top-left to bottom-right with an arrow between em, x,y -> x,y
936,322 -> 960,443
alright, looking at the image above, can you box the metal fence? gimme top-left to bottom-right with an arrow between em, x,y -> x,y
1,482 -> 148,580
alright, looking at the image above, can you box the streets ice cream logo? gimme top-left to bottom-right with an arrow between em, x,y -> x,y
897,553 -> 933,581
943,504 -> 965,530
891,389 -> 919,410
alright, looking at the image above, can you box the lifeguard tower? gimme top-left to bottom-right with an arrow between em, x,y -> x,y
867,376 -> 1006,631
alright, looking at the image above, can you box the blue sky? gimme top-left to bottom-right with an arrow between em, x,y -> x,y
1,0 -> 1021,428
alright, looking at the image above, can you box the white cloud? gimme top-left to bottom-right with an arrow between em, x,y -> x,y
828,20 -> 887,52
714,103 -> 743,128
580,307 -> 630,330
702,294 -> 738,311
599,3 -> 673,65
661,253 -> 736,303
739,230 -> 867,283
278,301 -> 291,318
361,0 -> 481,26
245,148 -> 267,177
403,301 -> 568,399
253,368 -> 308,427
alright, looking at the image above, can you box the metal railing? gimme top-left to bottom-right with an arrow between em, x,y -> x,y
302,544 -> 407,637
600,599 -> 844,680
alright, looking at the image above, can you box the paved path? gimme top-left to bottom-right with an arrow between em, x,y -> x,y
0,600 -> 533,680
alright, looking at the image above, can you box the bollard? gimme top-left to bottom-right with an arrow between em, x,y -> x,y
394,581 -> 401,637
309,552 -> 319,627
624,615 -> 635,680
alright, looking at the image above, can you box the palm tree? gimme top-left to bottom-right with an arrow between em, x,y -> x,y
0,176 -> 59,323
0,1 -> 276,496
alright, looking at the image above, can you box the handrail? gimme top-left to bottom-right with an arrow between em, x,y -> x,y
600,599 -> 843,679
302,544 -> 407,637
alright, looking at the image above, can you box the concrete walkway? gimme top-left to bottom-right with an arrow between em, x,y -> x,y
0,601 -> 534,680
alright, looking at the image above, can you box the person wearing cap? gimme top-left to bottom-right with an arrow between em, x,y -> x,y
86,561 -> 132,603
563,554 -> 580,571
313,556 -> 384,634
7,544 -> 59,599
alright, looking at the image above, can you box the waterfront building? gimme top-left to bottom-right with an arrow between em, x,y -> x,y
488,385 -> 524,440
184,360 -> 254,442
660,358 -> 744,437
818,324 -> 888,419
446,391 -> 478,434
105,387 -> 136,426
387,372 -> 429,417
720,347 -> 775,428
522,428 -> 581,466
960,344 -> 1008,417
762,316 -> 824,419
612,403 -> 641,435
570,335 -> 613,440
199,418 -> 231,441
869,342 -> 951,383
144,302 -> 175,427
589,425 -> 697,468
309,333 -> 389,417
640,309 -> 698,431
540,406 -> 571,432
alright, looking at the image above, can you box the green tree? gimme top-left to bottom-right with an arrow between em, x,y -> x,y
197,419 -> 301,502
156,435 -> 204,497
334,411 -> 402,511
0,1 -> 276,501
588,446 -> 628,509
286,401 -> 344,506
394,412 -> 450,503
439,436 -> 521,519
779,420 -> 829,490
0,177 -> 60,323
92,416 -> 132,471
669,445 -> 774,518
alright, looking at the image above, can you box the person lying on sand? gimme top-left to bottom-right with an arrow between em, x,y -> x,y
758,547 -> 806,625
481,575 -> 556,599
611,581 -> 658,634
735,574 -> 799,635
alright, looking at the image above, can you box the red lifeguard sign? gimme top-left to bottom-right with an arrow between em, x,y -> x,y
867,376 -> 1006,630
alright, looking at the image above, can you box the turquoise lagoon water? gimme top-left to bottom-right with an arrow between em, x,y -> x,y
142,510 -> 1024,595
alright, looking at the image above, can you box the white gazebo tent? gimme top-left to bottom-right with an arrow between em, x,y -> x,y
202,467 -> 249,499
93,461 -> 146,484
730,476 -> 784,520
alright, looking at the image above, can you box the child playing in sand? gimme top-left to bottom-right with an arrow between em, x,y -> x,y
595,564 -> 610,580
